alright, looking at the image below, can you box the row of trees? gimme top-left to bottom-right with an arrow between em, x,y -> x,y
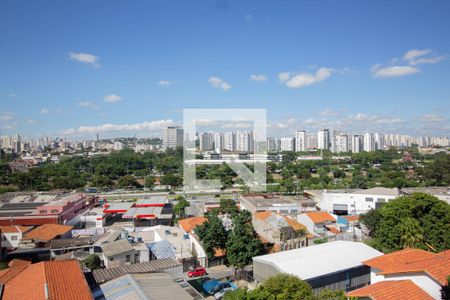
360,193 -> 450,253
1,148 -> 449,193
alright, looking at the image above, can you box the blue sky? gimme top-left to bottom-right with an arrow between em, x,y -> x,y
0,0 -> 449,138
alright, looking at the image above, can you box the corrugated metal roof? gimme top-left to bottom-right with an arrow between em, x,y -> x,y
147,240 -> 176,259
92,258 -> 181,284
100,273 -> 193,300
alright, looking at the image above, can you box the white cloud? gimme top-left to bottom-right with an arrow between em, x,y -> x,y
61,119 -> 175,136
319,108 -> 339,116
279,68 -> 333,88
157,80 -> 172,86
250,74 -> 267,82
371,64 -> 420,78
0,112 -> 14,121
103,94 -> 122,103
402,49 -> 446,65
41,108 -> 49,114
27,119 -> 36,124
372,49 -> 446,78
68,52 -> 99,67
420,114 -> 446,122
78,101 -> 100,110
208,77 -> 232,91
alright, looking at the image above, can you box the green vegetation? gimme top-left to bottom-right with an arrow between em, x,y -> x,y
0,147 -> 449,194
361,193 -> 450,253
83,254 -> 101,271
173,195 -> 190,221
195,200 -> 264,267
223,274 -> 347,300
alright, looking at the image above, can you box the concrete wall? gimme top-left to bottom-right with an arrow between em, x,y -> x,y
318,192 -> 397,215
1,232 -> 23,249
103,249 -> 139,268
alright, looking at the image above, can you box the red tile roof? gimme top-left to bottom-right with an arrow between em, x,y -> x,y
178,216 -> 207,233
24,224 -> 73,242
254,211 -> 307,231
346,280 -> 433,300
0,226 -> 32,233
343,215 -> 360,222
305,211 -> 335,224
363,248 -> 450,285
7,259 -> 31,268
2,260 -> 93,300
0,265 -> 28,285
254,211 -> 272,221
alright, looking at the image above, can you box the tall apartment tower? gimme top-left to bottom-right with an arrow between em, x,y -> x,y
352,135 -> 364,153
267,137 -> 279,152
334,134 -> 349,153
199,132 -> 214,150
295,130 -> 307,152
317,129 -> 330,150
363,133 -> 374,152
374,133 -> 385,151
235,131 -> 253,153
280,137 -> 295,152
163,126 -> 183,149
222,132 -> 235,152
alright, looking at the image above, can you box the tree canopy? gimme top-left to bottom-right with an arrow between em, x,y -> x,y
361,192 -> 450,253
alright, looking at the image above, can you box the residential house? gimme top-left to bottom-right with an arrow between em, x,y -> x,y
20,223 -> 73,248
101,239 -> 139,268
297,211 -> 338,237
348,248 -> 450,299
253,211 -> 308,252
0,226 -> 32,250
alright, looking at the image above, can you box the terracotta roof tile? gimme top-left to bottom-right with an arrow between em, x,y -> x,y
305,211 -> 336,224
0,226 -> 32,233
0,265 -> 28,284
346,280 -> 433,300
24,224 -> 73,242
283,216 -> 306,231
363,248 -> 450,285
2,260 -> 93,300
254,211 -> 272,221
343,215 -> 360,222
7,259 -> 31,268
178,216 -> 207,233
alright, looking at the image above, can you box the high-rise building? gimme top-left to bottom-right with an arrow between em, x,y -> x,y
363,133 -> 374,152
236,131 -> 253,153
317,129 -> 330,150
306,134 -> 318,149
267,137 -> 279,152
374,133 -> 385,151
352,135 -> 364,153
280,137 -> 295,152
213,132 -> 222,152
222,132 -> 235,152
199,132 -> 214,151
163,126 -> 183,149
295,130 -> 307,152
334,134 -> 349,153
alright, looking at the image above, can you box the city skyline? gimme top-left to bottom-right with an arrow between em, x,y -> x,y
1,1 -> 450,138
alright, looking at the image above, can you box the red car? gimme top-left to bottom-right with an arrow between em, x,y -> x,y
188,267 -> 207,278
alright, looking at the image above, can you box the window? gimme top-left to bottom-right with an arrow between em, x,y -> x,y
134,253 -> 139,263
126,255 -> 131,263
39,210 -> 47,214
51,209 -> 58,213
365,197 -> 374,202
377,198 -> 386,203
11,236 -> 18,241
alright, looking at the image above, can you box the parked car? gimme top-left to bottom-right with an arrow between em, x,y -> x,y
214,287 -> 232,300
188,267 -> 207,278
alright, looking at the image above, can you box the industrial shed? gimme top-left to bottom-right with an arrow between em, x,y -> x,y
252,241 -> 382,292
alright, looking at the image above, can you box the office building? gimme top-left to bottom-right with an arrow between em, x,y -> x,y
295,130 -> 307,152
163,126 -> 183,149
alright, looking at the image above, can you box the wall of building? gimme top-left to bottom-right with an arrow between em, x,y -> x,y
1,232 -> 23,249
103,249 -> 139,268
307,265 -> 371,292
318,192 -> 397,215
253,260 -> 281,282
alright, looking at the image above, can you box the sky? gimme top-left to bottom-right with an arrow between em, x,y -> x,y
0,0 -> 450,139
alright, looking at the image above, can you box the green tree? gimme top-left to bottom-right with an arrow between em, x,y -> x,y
144,176 -> 156,190
83,254 -> 101,270
219,198 -> 239,215
117,175 -> 142,189
252,274 -> 314,300
160,173 -> 182,189
195,212 -> 228,259
173,196 -> 190,220
350,175 -> 368,189
399,217 -> 424,248
360,209 -> 382,237
226,211 -> 264,270
362,193 -> 450,253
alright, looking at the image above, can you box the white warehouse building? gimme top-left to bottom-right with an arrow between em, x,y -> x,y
305,187 -> 400,215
